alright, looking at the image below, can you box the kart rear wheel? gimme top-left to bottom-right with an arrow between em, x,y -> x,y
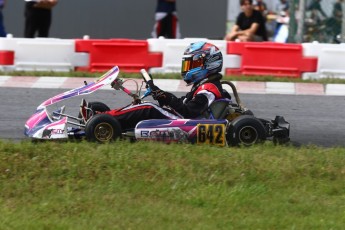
78,101 -> 110,123
85,114 -> 121,143
79,101 -> 110,116
227,115 -> 266,147
89,101 -> 110,112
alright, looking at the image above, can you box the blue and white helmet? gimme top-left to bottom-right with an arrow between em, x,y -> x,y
181,41 -> 223,85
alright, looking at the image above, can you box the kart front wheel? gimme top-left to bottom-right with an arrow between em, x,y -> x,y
227,115 -> 266,147
85,114 -> 121,143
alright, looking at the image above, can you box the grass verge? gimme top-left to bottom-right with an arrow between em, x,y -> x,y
0,140 -> 344,229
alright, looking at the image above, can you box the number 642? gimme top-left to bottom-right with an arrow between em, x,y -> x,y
197,124 -> 225,146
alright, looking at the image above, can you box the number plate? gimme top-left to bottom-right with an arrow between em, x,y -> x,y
196,124 -> 226,146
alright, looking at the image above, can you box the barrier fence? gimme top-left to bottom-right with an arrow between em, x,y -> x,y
287,0 -> 345,44
1,36 -> 345,79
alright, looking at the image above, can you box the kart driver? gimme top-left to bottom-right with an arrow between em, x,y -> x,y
104,41 -> 228,130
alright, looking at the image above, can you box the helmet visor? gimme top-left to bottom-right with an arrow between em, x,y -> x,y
181,55 -> 192,74
181,54 -> 204,74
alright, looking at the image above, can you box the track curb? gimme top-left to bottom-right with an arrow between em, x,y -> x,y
1,76 -> 345,96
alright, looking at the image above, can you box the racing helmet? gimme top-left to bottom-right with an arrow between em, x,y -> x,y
181,41 -> 223,85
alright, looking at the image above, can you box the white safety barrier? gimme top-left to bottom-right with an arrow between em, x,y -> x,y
302,42 -> 345,79
0,36 -> 88,72
1,35 -> 345,80
147,37 -> 241,74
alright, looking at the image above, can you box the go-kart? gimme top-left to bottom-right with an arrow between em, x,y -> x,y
24,66 -> 290,146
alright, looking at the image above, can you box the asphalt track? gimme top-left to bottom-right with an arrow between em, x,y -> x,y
1,87 -> 344,147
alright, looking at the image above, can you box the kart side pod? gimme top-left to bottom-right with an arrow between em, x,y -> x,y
135,119 -> 228,146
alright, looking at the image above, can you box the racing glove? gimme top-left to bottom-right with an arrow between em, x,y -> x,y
150,85 -> 171,106
151,85 -> 165,99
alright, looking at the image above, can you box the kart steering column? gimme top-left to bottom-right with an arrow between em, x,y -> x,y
111,78 -> 141,105
140,69 -> 154,89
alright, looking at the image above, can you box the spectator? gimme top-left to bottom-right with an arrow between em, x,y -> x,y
225,0 -> 267,42
0,0 -> 6,37
273,10 -> 289,42
255,0 -> 279,38
273,0 -> 290,42
254,0 -> 268,18
152,0 -> 181,39
307,0 -> 327,20
276,0 -> 289,14
24,0 -> 58,38
332,0 -> 343,37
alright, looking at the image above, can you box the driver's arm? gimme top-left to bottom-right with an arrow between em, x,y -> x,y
239,22 -> 260,38
157,92 -> 209,118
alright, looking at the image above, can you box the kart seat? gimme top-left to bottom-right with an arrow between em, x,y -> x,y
203,98 -> 232,119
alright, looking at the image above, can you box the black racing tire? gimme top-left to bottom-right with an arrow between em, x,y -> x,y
227,115 -> 266,147
85,114 -> 122,143
78,101 -> 110,122
88,101 -> 111,113
79,101 -> 110,116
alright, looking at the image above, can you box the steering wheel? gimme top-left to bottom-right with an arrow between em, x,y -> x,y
140,69 -> 155,99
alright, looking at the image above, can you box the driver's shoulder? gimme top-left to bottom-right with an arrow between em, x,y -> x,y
194,82 -> 222,98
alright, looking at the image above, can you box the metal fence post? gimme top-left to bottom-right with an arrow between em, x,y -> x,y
288,0 -> 298,43
296,0 -> 306,43
340,1 -> 345,43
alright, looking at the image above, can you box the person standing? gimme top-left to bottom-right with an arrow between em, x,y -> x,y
0,0 -> 6,37
24,0 -> 58,38
332,0 -> 343,38
152,0 -> 181,39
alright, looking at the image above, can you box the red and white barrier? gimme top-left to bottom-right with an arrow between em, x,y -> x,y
1,35 -> 345,79
302,42 -> 345,79
75,38 -> 162,73
0,36 -> 88,72
226,41 -> 317,78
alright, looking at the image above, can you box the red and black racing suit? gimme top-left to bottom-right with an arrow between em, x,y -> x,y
104,74 -> 225,130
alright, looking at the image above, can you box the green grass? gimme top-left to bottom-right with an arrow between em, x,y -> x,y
1,70 -> 345,84
0,140 -> 344,229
